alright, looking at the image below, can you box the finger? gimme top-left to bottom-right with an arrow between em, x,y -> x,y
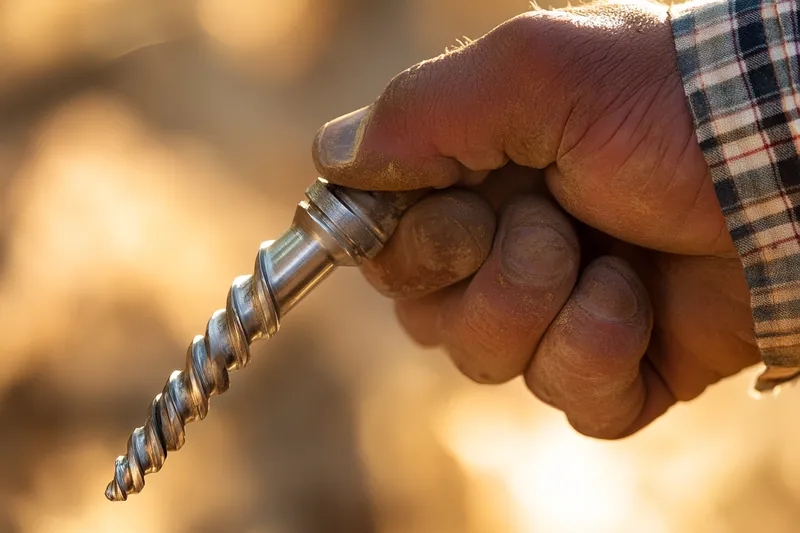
361,190 -> 495,300
394,286 -> 460,347
524,257 -> 655,439
437,194 -> 580,383
313,12 -> 574,191
471,163 -> 547,211
617,360 -> 676,438
638,254 -> 759,401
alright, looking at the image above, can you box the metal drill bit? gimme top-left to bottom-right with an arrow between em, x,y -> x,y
104,179 -> 419,502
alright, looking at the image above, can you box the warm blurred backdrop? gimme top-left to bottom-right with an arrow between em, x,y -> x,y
2,1 -> 800,532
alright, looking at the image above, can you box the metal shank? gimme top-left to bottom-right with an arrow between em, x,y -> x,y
104,179 -> 418,501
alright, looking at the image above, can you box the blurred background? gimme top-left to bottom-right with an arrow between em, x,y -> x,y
2,1 -> 800,532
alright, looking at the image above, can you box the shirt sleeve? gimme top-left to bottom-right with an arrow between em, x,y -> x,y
670,0 -> 800,392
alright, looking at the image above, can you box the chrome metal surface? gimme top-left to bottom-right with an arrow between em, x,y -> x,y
104,179 -> 419,502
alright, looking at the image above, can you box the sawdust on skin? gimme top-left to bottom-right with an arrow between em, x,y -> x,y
361,192 -> 495,298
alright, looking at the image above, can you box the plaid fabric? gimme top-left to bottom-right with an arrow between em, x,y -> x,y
671,0 -> 800,391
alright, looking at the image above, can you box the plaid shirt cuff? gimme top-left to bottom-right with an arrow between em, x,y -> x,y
671,0 -> 800,391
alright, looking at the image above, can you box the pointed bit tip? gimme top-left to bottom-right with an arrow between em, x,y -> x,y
105,481 -> 125,502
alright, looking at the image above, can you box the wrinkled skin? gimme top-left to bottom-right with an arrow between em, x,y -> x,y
312,1 -> 760,439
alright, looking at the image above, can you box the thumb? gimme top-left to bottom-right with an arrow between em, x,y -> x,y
312,12 -> 575,191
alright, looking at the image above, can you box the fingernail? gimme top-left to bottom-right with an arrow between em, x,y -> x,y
314,106 -> 371,168
576,264 -> 638,322
410,213 -> 485,275
500,225 -> 574,286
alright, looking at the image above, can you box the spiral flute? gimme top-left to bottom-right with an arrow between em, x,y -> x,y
105,179 -> 417,501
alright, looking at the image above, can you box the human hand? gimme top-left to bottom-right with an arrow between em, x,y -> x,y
312,1 -> 760,438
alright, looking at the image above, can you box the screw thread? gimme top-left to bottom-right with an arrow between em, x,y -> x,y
104,180 -> 419,501
105,246 -> 280,501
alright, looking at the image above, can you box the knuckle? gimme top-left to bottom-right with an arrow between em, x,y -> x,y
489,12 -> 552,61
381,67 -> 411,108
377,60 -> 440,132
488,11 -> 581,84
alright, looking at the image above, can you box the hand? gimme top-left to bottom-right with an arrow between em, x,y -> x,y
311,1 -> 760,438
